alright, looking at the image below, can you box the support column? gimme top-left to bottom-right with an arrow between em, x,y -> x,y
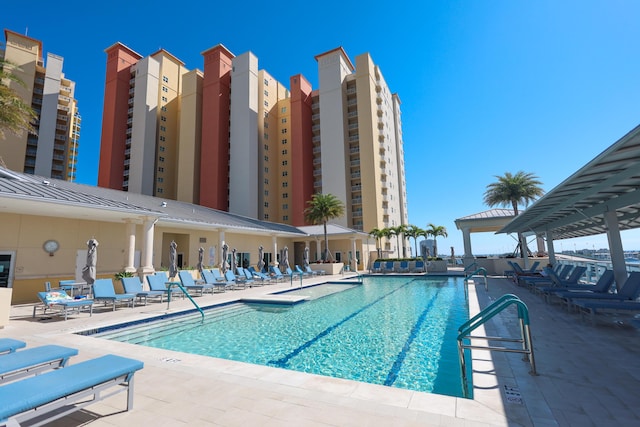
124,221 -> 136,273
604,210 -> 627,288
138,217 -> 156,277
315,238 -> 321,262
536,235 -> 546,256
272,235 -> 279,266
462,227 -> 473,267
546,230 -> 556,266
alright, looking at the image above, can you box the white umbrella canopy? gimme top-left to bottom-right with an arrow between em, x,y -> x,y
169,241 -> 178,279
81,238 -> 98,285
257,246 -> 265,272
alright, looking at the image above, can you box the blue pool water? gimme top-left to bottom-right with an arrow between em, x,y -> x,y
87,276 -> 472,397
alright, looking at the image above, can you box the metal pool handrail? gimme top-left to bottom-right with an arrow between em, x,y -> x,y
464,267 -> 488,291
463,262 -> 479,274
457,293 -> 536,398
166,281 -> 205,322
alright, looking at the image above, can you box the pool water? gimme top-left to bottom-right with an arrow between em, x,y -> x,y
90,276 -> 472,398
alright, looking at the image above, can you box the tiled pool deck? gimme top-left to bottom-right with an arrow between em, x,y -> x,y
2,273 -> 640,426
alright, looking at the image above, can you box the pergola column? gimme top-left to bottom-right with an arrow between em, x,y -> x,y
350,237 -> 357,272
546,230 -> 556,266
219,231 -> 225,268
462,227 -> 473,266
138,217 -> 156,277
315,238 -> 321,262
272,235 -> 278,266
604,210 -> 628,288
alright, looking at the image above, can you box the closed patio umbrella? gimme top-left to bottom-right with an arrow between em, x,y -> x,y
257,246 -> 265,273
197,247 -> 204,274
303,247 -> 310,269
221,244 -> 229,274
231,248 -> 237,273
282,246 -> 290,270
169,241 -> 178,279
81,238 -> 98,286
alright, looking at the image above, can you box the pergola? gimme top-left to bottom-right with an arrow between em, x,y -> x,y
498,124 -> 640,287
454,209 -> 517,260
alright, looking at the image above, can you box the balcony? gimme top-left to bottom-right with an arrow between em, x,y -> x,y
348,110 -> 358,118
351,172 -> 361,179
352,210 -> 363,217
348,123 -> 358,130
352,197 -> 362,205
58,105 -> 70,112
349,147 -> 360,154
350,159 -> 360,167
313,146 -> 322,154
57,114 -> 68,121
32,98 -> 42,105
128,108 -> 134,115
314,180 -> 322,188
347,99 -> 357,106
349,135 -> 359,142
126,128 -> 132,135
129,88 -> 135,95
351,185 -> 362,192
56,124 -> 67,131
54,134 -> 66,141
313,158 -> 322,165
313,169 -> 322,176
312,135 -> 321,143
128,98 -> 134,105
58,95 -> 71,105
346,87 -> 356,95
312,113 -> 320,121
312,124 -> 320,131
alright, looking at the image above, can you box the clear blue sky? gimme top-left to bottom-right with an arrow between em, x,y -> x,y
4,1 -> 640,255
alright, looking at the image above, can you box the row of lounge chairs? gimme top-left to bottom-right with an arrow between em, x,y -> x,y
34,264 -> 328,320
514,262 -> 640,324
0,338 -> 143,426
370,260 -> 425,274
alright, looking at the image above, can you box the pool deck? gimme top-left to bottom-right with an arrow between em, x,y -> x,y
2,272 -> 640,426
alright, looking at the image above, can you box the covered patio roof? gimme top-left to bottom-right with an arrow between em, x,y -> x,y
498,124 -> 640,239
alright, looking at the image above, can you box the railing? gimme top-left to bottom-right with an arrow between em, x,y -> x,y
457,294 -> 536,398
463,262 -> 479,273
165,281 -> 204,322
464,267 -> 488,291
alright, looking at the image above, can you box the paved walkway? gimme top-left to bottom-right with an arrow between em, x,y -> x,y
2,273 -> 639,426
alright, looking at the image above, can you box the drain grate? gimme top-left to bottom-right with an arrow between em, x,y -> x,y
160,357 -> 181,363
504,385 -> 523,404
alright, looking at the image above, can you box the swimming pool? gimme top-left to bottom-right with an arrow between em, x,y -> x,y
85,276 -> 472,398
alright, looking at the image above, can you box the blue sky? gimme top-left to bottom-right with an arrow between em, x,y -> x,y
4,1 -> 640,255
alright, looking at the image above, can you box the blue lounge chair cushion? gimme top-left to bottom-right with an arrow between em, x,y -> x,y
0,354 -> 144,423
0,345 -> 78,383
0,339 -> 26,354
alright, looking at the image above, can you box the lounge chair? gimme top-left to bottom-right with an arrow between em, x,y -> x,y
295,265 -> 311,277
248,267 -> 274,284
201,270 -> 231,292
413,260 -> 425,273
121,277 -> 166,305
178,270 -> 215,296
0,339 -> 26,355
92,278 -> 135,311
306,265 -> 324,275
0,354 -> 143,427
398,261 -> 409,273
236,267 -> 256,287
33,290 -> 94,320
146,273 -> 181,299
224,270 -> 246,289
0,345 -> 78,384
286,267 -> 303,280
546,270 -> 615,307
530,266 -> 588,294
382,261 -> 395,273
210,268 -> 226,282
565,271 -> 640,309
575,299 -> 640,324
269,266 -> 286,282
241,267 -> 263,286
371,261 -> 382,273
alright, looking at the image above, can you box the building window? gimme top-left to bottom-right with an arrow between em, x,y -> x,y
158,167 -> 164,172
264,179 -> 269,184
264,214 -> 269,219
161,116 -> 166,122
157,188 -> 163,193
264,133 -> 268,140
282,160 -> 287,166
282,149 -> 288,155
264,111 -> 269,118
264,202 -> 269,207
283,193 -> 288,198
282,182 -> 288,188
283,204 -> 288,210
162,86 -> 168,93
162,96 -> 167,102
160,126 -> 166,132
264,144 -> 268,150
264,79 -> 269,86
157,177 -> 164,183
283,215 -> 288,221
281,118 -> 287,123
281,128 -> 287,134
159,156 -> 165,162
159,146 -> 165,152
264,167 -> 268,173
281,107 -> 287,113
264,100 -> 269,107
161,106 -> 167,112
160,136 -> 165,142
264,190 -> 269,196
264,122 -> 268,128
264,90 -> 269,96
162,76 -> 168,83
264,155 -> 268,161
281,139 -> 287,144
282,171 -> 288,177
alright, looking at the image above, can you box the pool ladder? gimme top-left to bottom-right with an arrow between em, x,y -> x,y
457,294 -> 536,398
464,267 -> 488,291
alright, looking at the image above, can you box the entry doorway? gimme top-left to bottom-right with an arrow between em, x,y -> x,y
0,252 -> 15,288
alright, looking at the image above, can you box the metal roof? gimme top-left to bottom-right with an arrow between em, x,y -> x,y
498,124 -> 640,240
0,168 -> 307,236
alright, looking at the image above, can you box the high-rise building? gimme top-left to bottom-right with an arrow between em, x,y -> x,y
98,43 -> 407,253
1,30 -> 81,181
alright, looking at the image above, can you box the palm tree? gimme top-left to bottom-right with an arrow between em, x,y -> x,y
368,228 -> 386,259
404,225 -> 425,259
483,171 -> 544,257
426,223 -> 448,258
390,224 -> 408,257
0,56 -> 37,139
304,193 -> 345,262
